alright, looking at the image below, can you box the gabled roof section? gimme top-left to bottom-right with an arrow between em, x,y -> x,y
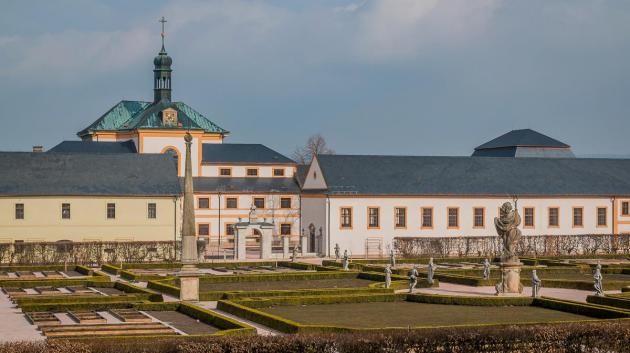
315,154 -> 630,196
202,144 -> 294,164
475,129 -> 570,150
77,100 -> 228,137
302,155 -> 328,190
48,140 -> 137,154
0,152 -> 181,196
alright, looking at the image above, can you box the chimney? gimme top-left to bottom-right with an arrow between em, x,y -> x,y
32,146 -> 43,153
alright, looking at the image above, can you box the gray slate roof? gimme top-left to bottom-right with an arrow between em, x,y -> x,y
48,140 -> 137,154
475,129 -> 570,150
0,152 -> 181,196
188,177 -> 300,193
314,154 -> 630,196
202,144 -> 294,164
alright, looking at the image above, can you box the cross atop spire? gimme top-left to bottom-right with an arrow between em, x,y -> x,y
159,16 -> 167,50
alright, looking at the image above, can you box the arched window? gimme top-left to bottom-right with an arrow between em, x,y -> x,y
161,147 -> 180,174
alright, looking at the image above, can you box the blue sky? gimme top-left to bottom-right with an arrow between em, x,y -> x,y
1,0 -> 630,157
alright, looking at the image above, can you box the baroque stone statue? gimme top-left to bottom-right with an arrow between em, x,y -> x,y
483,258 -> 491,280
495,202 -> 521,263
494,200 -> 523,296
426,257 -> 437,285
389,248 -> 396,267
291,246 -> 298,262
384,264 -> 392,289
593,262 -> 604,296
334,243 -> 341,261
531,270 -> 541,298
342,250 -> 349,271
408,265 -> 419,293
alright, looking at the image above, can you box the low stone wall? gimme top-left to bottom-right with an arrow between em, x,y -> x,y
394,234 -> 630,258
0,241 -> 178,265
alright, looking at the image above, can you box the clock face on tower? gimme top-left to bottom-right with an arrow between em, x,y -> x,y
162,108 -> 178,127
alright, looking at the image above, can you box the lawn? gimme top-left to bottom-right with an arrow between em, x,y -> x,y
260,301 -> 592,328
199,278 -> 375,292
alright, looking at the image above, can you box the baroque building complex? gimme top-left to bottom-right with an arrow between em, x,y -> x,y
2,39 -> 630,258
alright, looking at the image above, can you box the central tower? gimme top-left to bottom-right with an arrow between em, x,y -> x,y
154,16 -> 172,102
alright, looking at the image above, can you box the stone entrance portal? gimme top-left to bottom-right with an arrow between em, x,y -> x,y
234,206 -> 274,260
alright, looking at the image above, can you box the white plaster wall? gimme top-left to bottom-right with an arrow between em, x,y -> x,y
320,196 -> 614,255
200,165 -> 294,178
142,136 -> 201,176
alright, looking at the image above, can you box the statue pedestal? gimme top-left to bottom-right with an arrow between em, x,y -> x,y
496,261 -> 523,296
282,236 -> 289,258
179,274 -> 199,301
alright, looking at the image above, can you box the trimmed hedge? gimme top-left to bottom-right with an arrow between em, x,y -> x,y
198,270 -> 358,284
14,295 -> 141,306
100,264 -> 121,275
178,302 -> 254,332
232,293 -> 405,309
533,297 -> 630,319
219,287 -> 393,300
113,281 -> 163,302
586,295 -> 630,311
406,293 -> 533,306
0,277 -> 110,288
147,278 -> 180,298
20,301 -> 135,312
217,300 -> 302,333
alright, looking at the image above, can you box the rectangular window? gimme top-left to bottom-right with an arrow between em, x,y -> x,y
448,208 -> 459,228
148,203 -> 157,219
548,207 -> 559,227
15,203 -> 24,220
198,198 -> 210,209
473,208 -> 485,228
597,207 -> 607,227
225,223 -> 235,236
107,203 -> 116,219
395,207 -> 406,228
62,203 -> 71,219
573,207 -> 583,227
421,208 -> 433,228
198,224 -> 209,236
622,202 -> 629,216
280,197 -> 292,209
246,168 -> 258,176
340,207 -> 352,228
368,207 -> 379,228
524,207 -> 535,227
280,223 -> 291,235
273,168 -> 285,177
220,168 -> 231,176
253,197 -> 265,209
226,197 -> 238,209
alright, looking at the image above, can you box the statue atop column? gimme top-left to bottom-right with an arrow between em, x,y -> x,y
248,205 -> 257,223
495,202 -> 521,264
494,200 -> 523,296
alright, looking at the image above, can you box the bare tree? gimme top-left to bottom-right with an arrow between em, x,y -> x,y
292,134 -> 335,164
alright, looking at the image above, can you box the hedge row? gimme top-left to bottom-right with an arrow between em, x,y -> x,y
14,294 -> 141,306
113,281 -> 163,302
586,295 -> 630,311
5,320 -> 630,353
147,278 -> 180,298
100,264 -> 121,275
233,293 -> 405,309
197,270 -> 358,284
539,279 -> 628,291
533,297 -> 630,319
0,277 -> 110,288
406,293 -> 533,306
217,300 -> 303,333
220,287 -> 393,300
20,300 -> 135,312
178,302 -> 255,332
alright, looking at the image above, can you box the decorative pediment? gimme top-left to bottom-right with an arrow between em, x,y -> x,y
161,108 -> 178,127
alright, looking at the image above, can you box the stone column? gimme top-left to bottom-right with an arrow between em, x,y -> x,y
179,132 -> 199,301
235,226 -> 247,261
300,228 -> 308,254
260,228 -> 272,259
282,235 -> 289,258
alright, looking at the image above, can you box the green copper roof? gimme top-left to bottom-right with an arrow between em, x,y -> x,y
78,100 -> 229,136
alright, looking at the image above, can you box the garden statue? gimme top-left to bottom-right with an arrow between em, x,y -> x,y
291,246 -> 298,262
494,200 -> 523,296
408,265 -> 419,293
334,243 -> 341,261
385,264 -> 392,289
427,257 -> 437,285
389,248 -> 396,267
248,204 -> 257,223
483,258 -> 491,280
594,262 -> 604,296
531,270 -> 541,298
342,250 -> 349,271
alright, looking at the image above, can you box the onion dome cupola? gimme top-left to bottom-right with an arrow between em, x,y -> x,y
153,16 -> 173,103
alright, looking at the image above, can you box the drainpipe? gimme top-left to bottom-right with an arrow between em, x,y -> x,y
611,196 -> 616,235
173,197 -> 178,261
